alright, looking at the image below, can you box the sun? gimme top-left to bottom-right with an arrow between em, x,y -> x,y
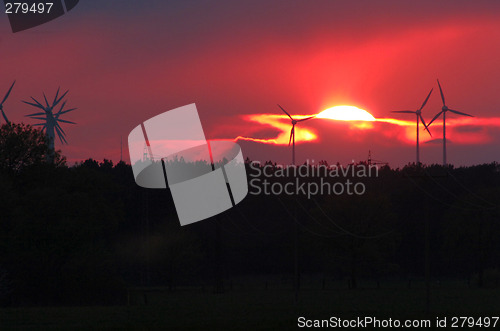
316,105 -> 376,121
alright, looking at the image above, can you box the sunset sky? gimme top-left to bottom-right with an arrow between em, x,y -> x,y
1,0 -> 500,167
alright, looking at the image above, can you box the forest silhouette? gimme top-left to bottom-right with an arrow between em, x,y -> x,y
0,123 -> 499,308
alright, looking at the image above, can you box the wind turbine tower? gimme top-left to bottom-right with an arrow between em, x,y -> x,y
278,104 -> 315,166
392,88 -> 433,164
277,104 -> 315,303
428,79 -> 473,166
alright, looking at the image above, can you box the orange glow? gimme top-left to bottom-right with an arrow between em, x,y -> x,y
375,118 -> 414,126
375,118 -> 423,144
234,107 -> 500,147
235,113 -> 318,145
317,105 -> 376,121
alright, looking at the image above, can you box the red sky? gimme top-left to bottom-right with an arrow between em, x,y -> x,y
1,0 -> 500,167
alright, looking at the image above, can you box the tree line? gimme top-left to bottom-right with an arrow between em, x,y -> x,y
0,123 -> 499,306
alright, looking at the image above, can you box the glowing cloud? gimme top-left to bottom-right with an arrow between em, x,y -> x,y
235,113 -> 318,145
234,105 -> 500,148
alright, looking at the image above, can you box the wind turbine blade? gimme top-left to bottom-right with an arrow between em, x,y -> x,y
1,81 -> 15,106
1,109 -> 9,124
26,116 -> 47,121
30,97 -> 46,108
420,88 -> 433,110
58,108 -> 77,115
26,112 -> 46,117
56,101 -> 67,113
419,114 -> 428,128
419,114 -> 432,137
53,87 -> 60,106
23,97 -> 46,110
43,93 -> 50,108
53,90 -> 69,108
54,125 -> 67,144
437,79 -> 445,105
54,101 -> 67,119
391,110 -> 415,114
55,121 -> 66,137
54,122 -> 66,137
428,111 -> 444,127
297,115 -> 315,122
59,133 -> 67,144
22,101 -> 45,110
424,126 -> 432,137
288,126 -> 293,146
448,109 -> 473,117
57,119 -> 76,125
278,104 -> 293,120
31,97 -> 43,105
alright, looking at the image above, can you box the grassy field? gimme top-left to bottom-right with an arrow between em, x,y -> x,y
1,280 -> 499,330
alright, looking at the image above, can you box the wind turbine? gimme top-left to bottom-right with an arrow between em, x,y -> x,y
392,88 -> 433,164
427,79 -> 473,166
0,81 -> 16,125
23,88 -> 77,163
277,104 -> 315,303
277,104 -> 315,166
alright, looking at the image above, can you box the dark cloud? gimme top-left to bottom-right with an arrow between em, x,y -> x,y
455,125 -> 483,133
425,138 -> 451,144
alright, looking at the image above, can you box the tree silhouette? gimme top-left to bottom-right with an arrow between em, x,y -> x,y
0,123 -> 64,171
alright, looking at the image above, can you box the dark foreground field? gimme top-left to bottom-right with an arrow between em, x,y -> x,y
1,279 -> 499,330
1,156 -> 500,329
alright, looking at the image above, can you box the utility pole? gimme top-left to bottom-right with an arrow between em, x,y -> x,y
443,112 -> 447,166
406,166 -> 447,313
292,158 -> 299,303
425,196 -> 430,313
214,215 -> 223,293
